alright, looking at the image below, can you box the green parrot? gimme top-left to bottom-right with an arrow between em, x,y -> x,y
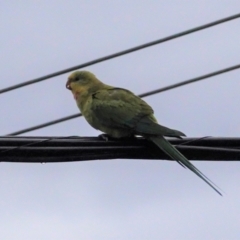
66,70 -> 221,195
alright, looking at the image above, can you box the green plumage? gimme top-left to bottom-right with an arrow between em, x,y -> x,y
67,70 -> 222,195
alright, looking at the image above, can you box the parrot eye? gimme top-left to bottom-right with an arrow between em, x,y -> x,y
72,77 -> 79,82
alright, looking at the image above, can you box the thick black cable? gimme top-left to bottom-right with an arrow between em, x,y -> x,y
1,13 -> 240,95
1,136 -> 240,162
7,63 -> 240,136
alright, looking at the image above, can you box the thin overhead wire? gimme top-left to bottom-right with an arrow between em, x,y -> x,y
7,63 -> 240,136
138,63 -> 240,98
1,13 -> 240,95
6,113 -> 83,136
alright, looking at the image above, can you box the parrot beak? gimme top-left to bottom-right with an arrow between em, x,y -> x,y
66,79 -> 72,90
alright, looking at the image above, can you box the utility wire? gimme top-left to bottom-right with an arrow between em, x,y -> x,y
1,136 -> 240,162
7,63 -> 240,136
1,13 -> 240,95
6,113 -> 83,136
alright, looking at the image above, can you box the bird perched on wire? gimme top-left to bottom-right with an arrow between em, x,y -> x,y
66,70 -> 221,195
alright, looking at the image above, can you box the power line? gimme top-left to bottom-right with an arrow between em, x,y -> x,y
138,63 -> 240,98
7,63 -> 240,136
6,113 -> 83,136
1,136 -> 240,162
1,13 -> 240,95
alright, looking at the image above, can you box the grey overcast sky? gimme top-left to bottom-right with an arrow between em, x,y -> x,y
1,1 -> 240,239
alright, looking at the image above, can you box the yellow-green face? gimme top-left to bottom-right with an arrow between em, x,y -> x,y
66,71 -> 95,90
66,72 -> 79,91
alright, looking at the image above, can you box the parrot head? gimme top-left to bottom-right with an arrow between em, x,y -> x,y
66,71 -> 97,90
66,71 -> 104,100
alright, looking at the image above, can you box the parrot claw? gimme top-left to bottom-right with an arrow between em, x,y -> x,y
98,134 -> 113,141
98,134 -> 136,142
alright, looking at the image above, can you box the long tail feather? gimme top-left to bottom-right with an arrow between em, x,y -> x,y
149,136 -> 222,196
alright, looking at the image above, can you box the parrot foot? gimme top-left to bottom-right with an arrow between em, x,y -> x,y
98,134 -> 136,142
98,134 -> 114,141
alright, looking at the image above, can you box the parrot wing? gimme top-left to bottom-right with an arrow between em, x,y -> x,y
91,88 -> 184,137
92,87 -> 222,195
